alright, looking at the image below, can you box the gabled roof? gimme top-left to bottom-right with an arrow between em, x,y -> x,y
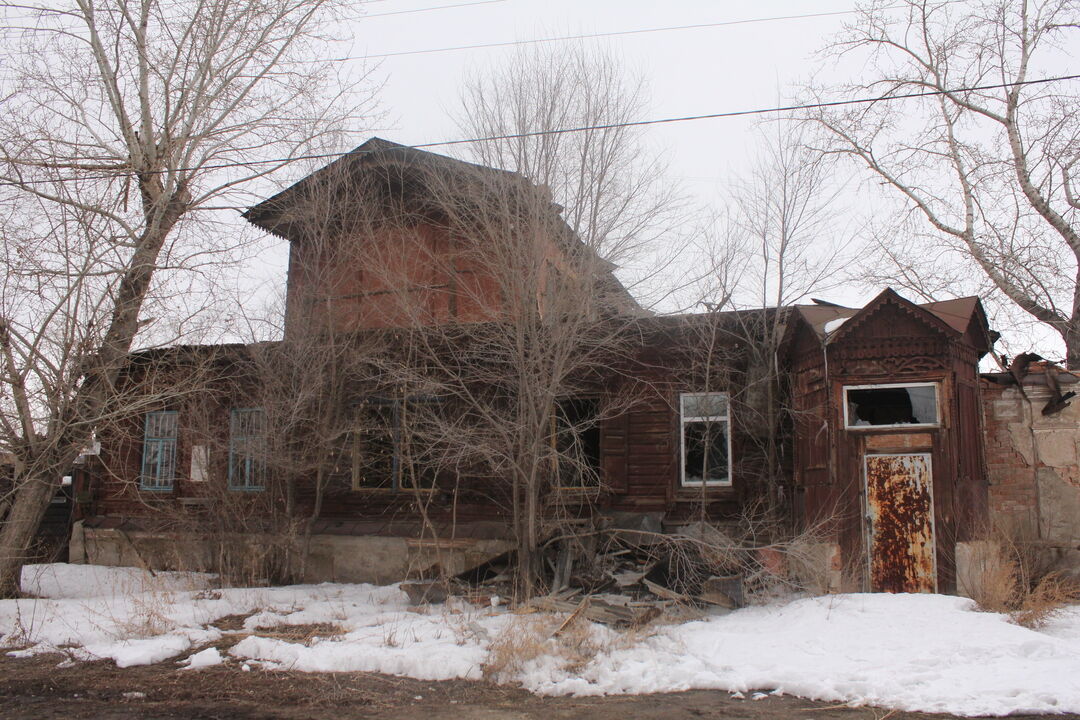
828,288 -> 958,343
243,136 -> 644,316
792,289 -> 993,355
242,137 -> 521,237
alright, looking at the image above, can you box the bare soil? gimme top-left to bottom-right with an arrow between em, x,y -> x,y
0,653 -> 1075,720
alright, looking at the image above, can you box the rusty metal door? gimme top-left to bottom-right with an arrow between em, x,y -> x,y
864,453 -> 937,593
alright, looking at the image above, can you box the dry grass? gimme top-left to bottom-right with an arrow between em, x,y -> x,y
964,534 -> 1079,629
209,612 -> 256,632
1011,574 -> 1079,629
482,612 -> 603,681
252,622 -> 346,646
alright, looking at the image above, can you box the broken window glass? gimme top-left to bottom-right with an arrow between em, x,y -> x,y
680,392 -> 731,486
845,384 -> 939,427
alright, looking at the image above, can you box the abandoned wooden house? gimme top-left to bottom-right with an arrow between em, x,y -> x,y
69,137 -> 1061,597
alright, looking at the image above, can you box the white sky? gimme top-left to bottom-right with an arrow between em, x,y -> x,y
242,0 -> 874,299
227,0 -> 1067,358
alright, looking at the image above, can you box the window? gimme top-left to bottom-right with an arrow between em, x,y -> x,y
553,398 -> 601,488
229,408 -> 266,491
345,398 -> 437,492
190,445 -> 209,483
680,393 -> 731,487
141,411 -> 178,491
844,383 -> 939,428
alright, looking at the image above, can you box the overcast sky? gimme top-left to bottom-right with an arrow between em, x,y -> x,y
240,0 -> 872,300
227,0 -> 1071,358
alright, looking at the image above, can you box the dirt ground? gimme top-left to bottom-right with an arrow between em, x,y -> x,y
1,654 -> 1077,720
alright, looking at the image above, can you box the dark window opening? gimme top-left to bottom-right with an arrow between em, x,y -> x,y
845,384 -> 938,427
554,398 -> 601,487
680,393 -> 731,486
348,397 -> 438,492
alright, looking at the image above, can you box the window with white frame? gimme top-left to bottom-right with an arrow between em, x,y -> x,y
844,383 -> 939,428
228,408 -> 266,491
680,392 -> 731,486
141,411 -> 178,491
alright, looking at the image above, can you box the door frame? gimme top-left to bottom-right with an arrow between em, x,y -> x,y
863,452 -> 938,593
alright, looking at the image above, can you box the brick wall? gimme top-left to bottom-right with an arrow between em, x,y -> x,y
981,378 -> 1080,549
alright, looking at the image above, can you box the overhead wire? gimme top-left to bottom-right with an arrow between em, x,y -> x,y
360,0 -> 507,20
310,1 -> 971,62
0,73 -> 1076,193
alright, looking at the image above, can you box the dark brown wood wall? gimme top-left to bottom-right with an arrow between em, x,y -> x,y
791,300 -> 989,592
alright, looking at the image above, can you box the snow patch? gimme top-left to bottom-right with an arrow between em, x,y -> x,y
182,647 -> 225,669
3,564 -> 1079,717
823,317 -> 849,334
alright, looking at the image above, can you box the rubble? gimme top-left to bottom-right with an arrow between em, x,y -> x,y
444,523 -> 789,624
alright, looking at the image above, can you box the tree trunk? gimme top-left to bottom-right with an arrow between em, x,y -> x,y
1066,324 -> 1080,371
0,472 -> 61,597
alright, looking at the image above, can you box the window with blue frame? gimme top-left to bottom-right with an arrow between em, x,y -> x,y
229,408 -> 266,491
141,411 -> 178,491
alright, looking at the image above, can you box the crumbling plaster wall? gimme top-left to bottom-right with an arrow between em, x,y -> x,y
982,381 -> 1080,568
71,523 -> 511,584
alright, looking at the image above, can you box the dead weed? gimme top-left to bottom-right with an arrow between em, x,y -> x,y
965,535 -> 1079,628
482,611 -> 604,682
252,622 -> 347,646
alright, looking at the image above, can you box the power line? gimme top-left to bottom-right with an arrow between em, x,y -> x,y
361,0 -> 506,20
330,3 -> 969,62
1,73 -> 1077,190
0,0 -> 507,35
361,8 -> 862,59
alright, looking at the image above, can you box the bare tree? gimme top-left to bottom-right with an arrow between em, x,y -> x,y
809,0 -> 1080,365
695,119 -> 850,517
460,43 -> 686,299
0,0 -> 373,596
431,45 -> 685,599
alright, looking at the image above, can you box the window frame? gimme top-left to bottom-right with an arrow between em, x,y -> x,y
679,392 -> 733,488
140,410 -> 178,492
843,382 -> 941,430
551,396 -> 602,490
228,407 -> 267,492
348,396 -> 439,493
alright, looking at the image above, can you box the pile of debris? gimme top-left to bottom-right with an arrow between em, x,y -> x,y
407,520 -> 790,626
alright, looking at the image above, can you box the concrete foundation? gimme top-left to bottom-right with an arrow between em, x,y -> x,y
81,526 -> 512,584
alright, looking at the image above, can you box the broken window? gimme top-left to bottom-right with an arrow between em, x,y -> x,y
228,408 -> 267,491
844,383 -> 939,428
140,411 -> 177,491
553,397 -> 601,488
680,392 -> 731,487
348,397 -> 438,492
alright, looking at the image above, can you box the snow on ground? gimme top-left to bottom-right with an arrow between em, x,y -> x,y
2,564 -> 1079,716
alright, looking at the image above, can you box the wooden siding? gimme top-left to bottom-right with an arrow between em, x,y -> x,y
790,293 -> 990,592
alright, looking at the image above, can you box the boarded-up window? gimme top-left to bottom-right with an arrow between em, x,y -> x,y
190,445 -> 209,483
